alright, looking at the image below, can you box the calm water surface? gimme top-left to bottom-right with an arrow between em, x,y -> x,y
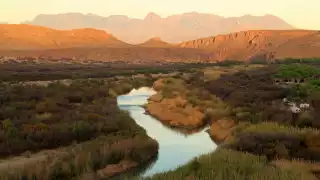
117,87 -> 217,177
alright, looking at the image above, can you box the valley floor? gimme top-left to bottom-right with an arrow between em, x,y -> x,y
1,61 -> 320,180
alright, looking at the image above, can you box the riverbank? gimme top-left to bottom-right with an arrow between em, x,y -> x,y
145,95 -> 205,130
0,79 -> 159,179
146,92 -> 237,144
145,78 -> 206,130
143,148 -> 319,180
0,136 -> 158,179
144,77 -> 237,143
117,87 -> 216,177
142,64 -> 320,179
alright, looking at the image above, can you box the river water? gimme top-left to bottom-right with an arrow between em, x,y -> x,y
117,87 -> 216,177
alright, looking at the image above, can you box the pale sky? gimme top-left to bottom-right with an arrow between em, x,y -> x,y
1,0 -> 320,29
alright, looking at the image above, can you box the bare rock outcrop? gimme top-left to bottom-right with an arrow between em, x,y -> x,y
178,30 -> 317,61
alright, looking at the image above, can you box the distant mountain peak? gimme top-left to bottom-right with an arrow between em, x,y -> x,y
59,12 -> 85,16
264,13 -> 276,17
145,12 -> 161,20
150,37 -> 162,41
138,36 -> 172,47
86,13 -> 99,17
22,12 -> 295,43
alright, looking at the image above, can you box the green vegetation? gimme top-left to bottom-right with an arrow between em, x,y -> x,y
0,78 -> 158,179
143,62 -> 320,179
214,60 -> 244,67
276,58 -> 320,64
152,73 -> 232,129
240,122 -> 320,136
0,62 -> 211,82
1,135 -> 157,179
274,64 -> 320,79
143,149 -> 316,180
1,60 -> 320,179
0,80 -> 139,156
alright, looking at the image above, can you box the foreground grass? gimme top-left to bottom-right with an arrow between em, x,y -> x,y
0,134 -> 158,179
142,148 -> 316,180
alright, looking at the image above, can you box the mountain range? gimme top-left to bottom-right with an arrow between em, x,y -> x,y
22,12 -> 295,43
0,24 -> 319,63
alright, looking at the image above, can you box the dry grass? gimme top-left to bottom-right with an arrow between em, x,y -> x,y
241,122 -> 320,136
142,148 -> 317,180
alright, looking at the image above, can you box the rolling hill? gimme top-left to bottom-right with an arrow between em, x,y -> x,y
137,37 -> 173,47
0,24 -> 128,50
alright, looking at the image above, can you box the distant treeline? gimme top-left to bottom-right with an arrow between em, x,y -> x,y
216,58 -> 320,66
1,58 -> 319,81
0,63 -> 212,82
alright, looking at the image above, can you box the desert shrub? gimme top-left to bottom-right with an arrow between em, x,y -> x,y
161,86 -> 176,98
274,64 -> 319,79
0,76 -> 160,179
228,122 -> 320,162
187,95 -> 198,106
203,66 -> 319,125
2,119 -> 18,139
108,88 -> 118,97
240,122 -> 320,136
66,95 -> 82,103
0,80 -> 156,157
215,60 -> 244,67
0,136 -> 158,180
143,148 -> 315,180
205,107 -> 232,120
297,112 -> 314,128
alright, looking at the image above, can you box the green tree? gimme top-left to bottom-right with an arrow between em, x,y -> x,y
2,119 -> 18,139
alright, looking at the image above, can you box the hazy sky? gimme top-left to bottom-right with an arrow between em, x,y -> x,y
2,0 -> 320,29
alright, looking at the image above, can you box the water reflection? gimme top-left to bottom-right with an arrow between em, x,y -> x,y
117,87 -> 217,177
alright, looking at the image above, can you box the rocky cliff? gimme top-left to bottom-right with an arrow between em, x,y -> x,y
179,30 -> 318,61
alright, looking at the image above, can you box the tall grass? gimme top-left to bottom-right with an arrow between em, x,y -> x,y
0,135 -> 158,180
241,122 -> 320,136
141,148 -> 316,180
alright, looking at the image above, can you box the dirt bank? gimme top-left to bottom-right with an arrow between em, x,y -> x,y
146,94 -> 205,130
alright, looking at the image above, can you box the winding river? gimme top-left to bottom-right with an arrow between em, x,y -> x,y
117,87 -> 217,177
